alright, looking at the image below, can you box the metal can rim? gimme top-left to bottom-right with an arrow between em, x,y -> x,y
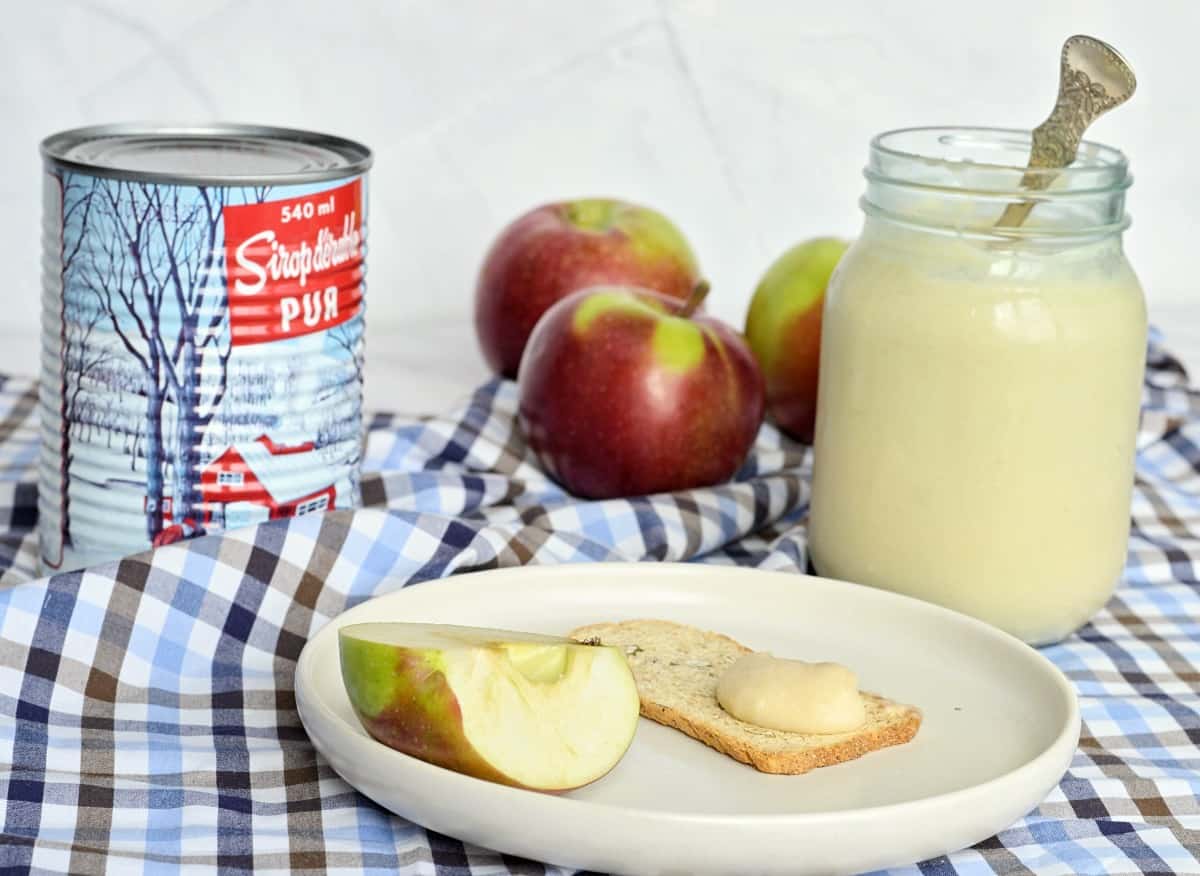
40,122 -> 373,186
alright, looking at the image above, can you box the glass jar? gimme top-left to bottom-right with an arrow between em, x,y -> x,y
808,127 -> 1146,645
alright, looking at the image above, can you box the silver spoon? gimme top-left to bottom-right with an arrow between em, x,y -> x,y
996,34 -> 1136,229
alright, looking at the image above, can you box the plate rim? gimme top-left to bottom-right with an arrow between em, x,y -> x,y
296,562 -> 1080,824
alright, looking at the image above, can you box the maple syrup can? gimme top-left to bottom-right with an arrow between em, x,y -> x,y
39,124 -> 372,573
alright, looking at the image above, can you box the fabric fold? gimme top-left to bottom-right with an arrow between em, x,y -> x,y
0,340 -> 1197,874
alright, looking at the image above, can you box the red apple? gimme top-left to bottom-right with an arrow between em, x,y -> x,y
518,284 -> 765,499
744,238 -> 849,443
475,199 -> 701,377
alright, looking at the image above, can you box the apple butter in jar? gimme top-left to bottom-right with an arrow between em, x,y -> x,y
808,127 -> 1146,644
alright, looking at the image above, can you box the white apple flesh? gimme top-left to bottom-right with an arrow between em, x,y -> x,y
338,622 -> 640,791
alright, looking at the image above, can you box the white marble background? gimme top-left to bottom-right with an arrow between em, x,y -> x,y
0,0 -> 1195,412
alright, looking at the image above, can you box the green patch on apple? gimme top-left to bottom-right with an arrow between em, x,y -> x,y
746,238 -> 848,376
339,622 -> 640,791
559,198 -> 699,274
562,198 -> 618,233
620,206 -> 701,272
571,286 -> 708,374
745,237 -> 850,443
651,318 -> 706,373
571,289 -> 665,333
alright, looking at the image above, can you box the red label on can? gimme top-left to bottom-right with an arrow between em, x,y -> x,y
223,179 -> 364,346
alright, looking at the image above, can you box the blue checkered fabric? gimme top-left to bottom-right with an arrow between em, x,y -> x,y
0,335 -> 1197,874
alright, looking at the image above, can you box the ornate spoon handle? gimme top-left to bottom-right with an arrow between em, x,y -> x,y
996,35 -> 1136,229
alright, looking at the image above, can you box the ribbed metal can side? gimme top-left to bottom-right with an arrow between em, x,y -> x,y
38,161 -> 367,574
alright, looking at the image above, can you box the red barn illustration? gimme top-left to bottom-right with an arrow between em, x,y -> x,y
199,434 -> 337,528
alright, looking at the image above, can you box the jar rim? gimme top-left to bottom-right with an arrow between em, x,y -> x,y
862,126 -> 1132,241
870,126 -> 1130,193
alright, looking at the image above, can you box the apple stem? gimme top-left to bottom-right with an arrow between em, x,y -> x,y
680,280 -> 710,317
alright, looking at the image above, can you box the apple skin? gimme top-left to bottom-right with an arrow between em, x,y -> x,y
475,199 -> 701,378
518,285 -> 765,499
339,625 -> 639,792
744,238 -> 849,444
343,644 -> 518,786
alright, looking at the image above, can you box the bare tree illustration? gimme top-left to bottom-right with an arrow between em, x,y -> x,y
64,296 -> 115,439
47,171 -> 98,564
329,318 -> 364,385
76,178 -> 174,541
141,183 -> 228,526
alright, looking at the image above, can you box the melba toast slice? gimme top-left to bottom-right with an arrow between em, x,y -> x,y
571,619 -> 921,775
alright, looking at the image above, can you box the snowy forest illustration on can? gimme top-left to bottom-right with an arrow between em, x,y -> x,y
39,125 -> 373,573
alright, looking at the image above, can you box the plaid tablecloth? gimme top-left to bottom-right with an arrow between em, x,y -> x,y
0,335 -> 1198,875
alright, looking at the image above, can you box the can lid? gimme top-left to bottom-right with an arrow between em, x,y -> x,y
41,123 -> 372,185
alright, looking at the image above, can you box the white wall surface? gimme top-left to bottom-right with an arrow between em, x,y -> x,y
1,0 -> 1196,407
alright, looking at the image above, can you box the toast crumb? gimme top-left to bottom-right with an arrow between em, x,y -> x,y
570,619 -> 921,775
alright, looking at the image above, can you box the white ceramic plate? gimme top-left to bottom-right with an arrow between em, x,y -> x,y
296,563 -> 1079,876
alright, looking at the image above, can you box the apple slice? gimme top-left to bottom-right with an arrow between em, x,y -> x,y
338,622 -> 640,791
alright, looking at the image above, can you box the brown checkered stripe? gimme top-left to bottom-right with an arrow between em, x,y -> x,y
269,514 -> 349,872
0,382 -> 38,583
0,383 -> 36,447
2,570 -> 81,870
1093,595 -> 1200,849
69,558 -> 147,874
